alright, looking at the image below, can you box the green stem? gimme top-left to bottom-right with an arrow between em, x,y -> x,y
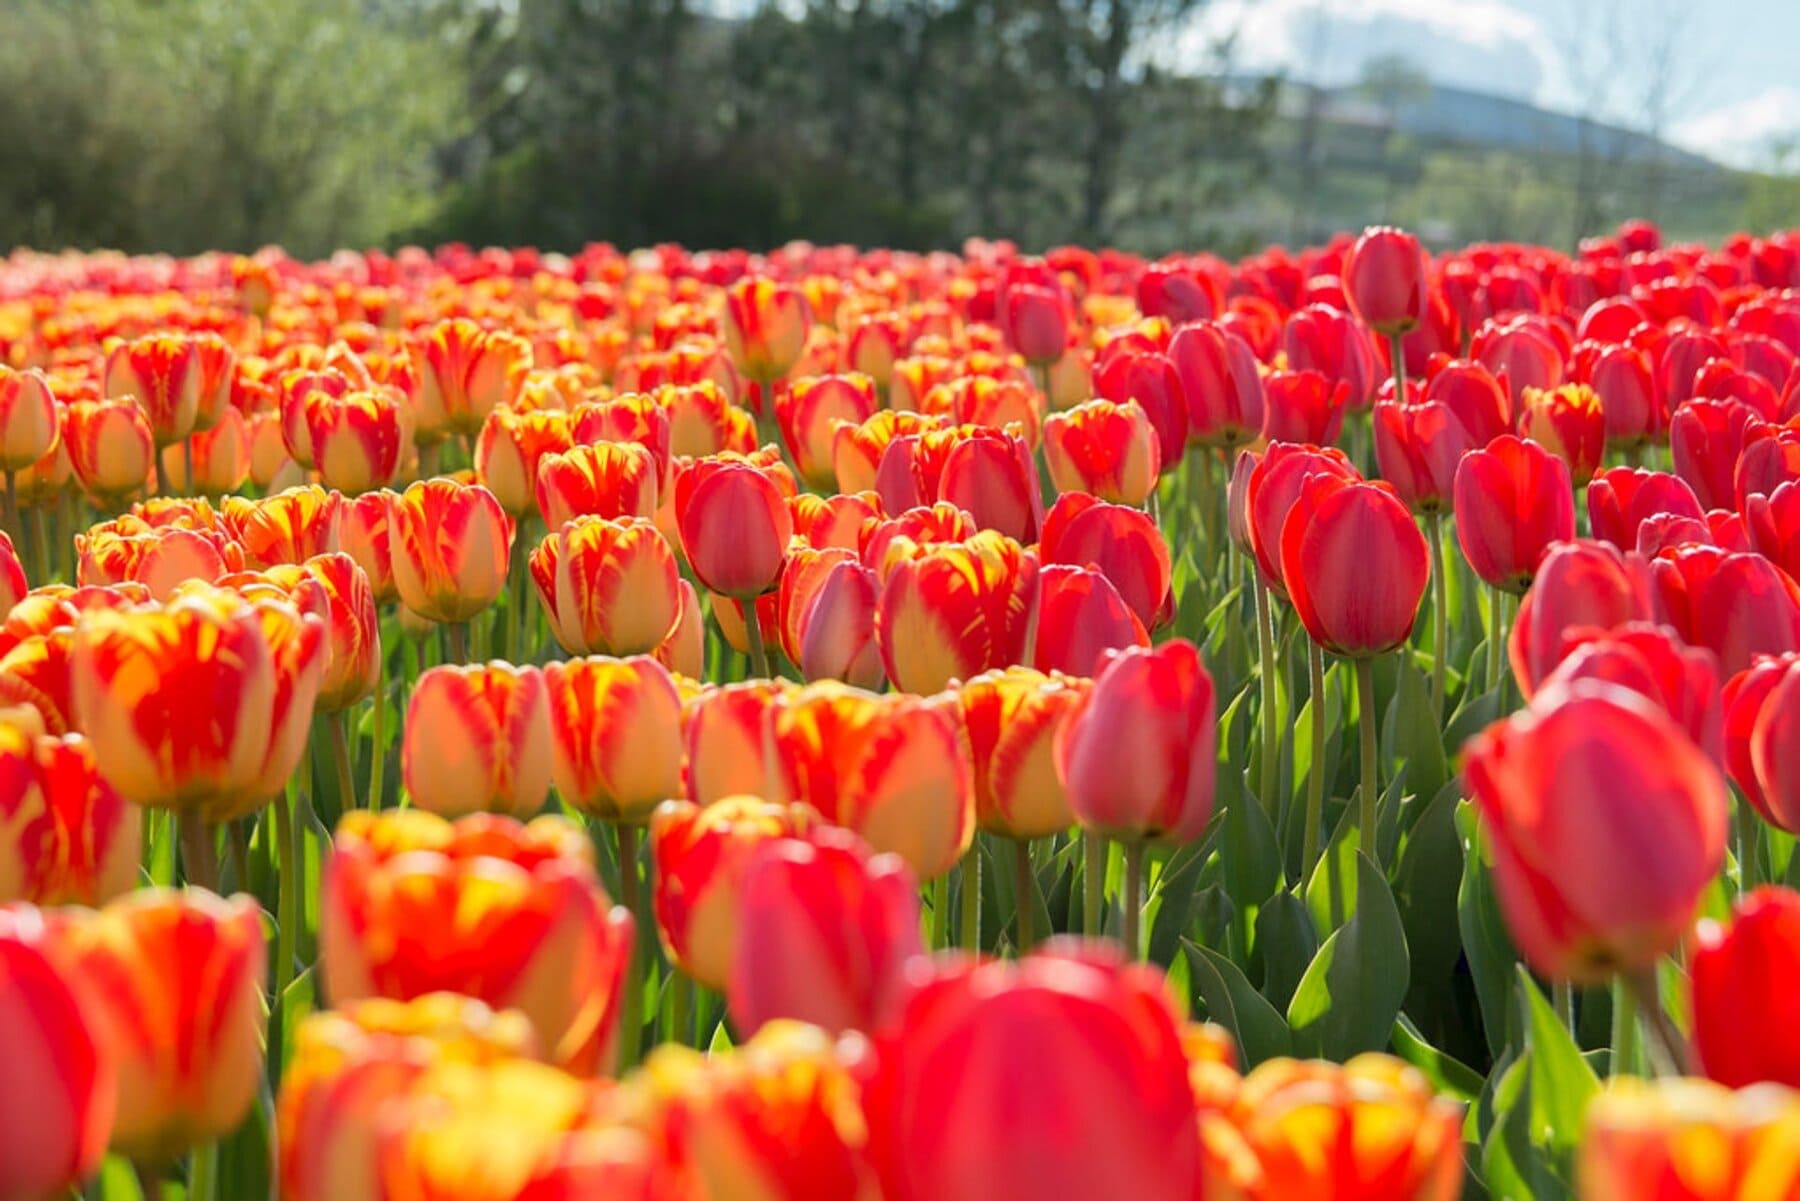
930,873 -> 950,950
1121,840 -> 1145,960
1554,980 -> 1575,1036
154,447 -> 173,498
1627,970 -> 1689,1077
1195,447 -> 1219,565
1082,830 -> 1104,937
271,793 -> 298,1066
188,1141 -> 217,1201
1609,978 -> 1639,1077
179,813 -> 218,892
1302,640 -> 1327,887
743,600 -> 771,679
445,620 -> 470,665
960,844 -> 981,950
1388,330 -> 1409,400
0,468 -> 19,565
615,823 -> 642,1070
1427,510 -> 1448,715
1486,585 -> 1505,693
367,675 -> 387,811
672,969 -> 694,1049
1013,838 -> 1037,952
507,520 -> 529,663
1254,578 -> 1281,822
1356,657 -> 1380,859
28,503 -> 49,589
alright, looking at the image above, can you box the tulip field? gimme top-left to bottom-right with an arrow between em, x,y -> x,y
6,222 -> 1800,1200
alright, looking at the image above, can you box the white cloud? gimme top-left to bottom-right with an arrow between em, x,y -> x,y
1672,86 -> 1800,169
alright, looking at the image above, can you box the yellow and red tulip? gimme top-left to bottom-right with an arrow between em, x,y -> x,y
959,666 -> 1089,840
66,397 -> 155,503
530,516 -> 680,658
1042,397 -> 1161,506
0,366 -> 61,472
403,662 -> 552,819
0,726 -> 141,906
876,531 -> 1037,695
542,655 -> 685,824
390,478 -> 514,625
535,441 -> 659,531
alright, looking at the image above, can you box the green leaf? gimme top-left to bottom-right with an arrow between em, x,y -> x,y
1220,767 -> 1284,913
1148,841 -> 1209,965
1395,780 -> 1468,1036
1184,939 -> 1293,1066
1481,1054 -> 1572,1201
1251,889 -> 1318,1012
1458,800 -> 1521,1060
1517,968 -> 1599,1162
1305,816 -> 1363,934
1384,659 -> 1449,803
1391,1013 -> 1487,1102
94,1155 -> 147,1201
1287,851 -> 1411,1059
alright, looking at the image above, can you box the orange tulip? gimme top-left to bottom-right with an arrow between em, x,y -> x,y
776,682 -> 974,879
221,484 -> 344,569
341,489 -> 399,605
476,407 -> 575,517
877,531 -> 1038,694
163,404 -> 252,496
412,317 -> 533,439
277,994 -> 541,1201
307,387 -> 405,493
321,809 -> 635,1074
960,667 -> 1089,839
542,655 -> 684,824
404,663 -> 552,819
776,373 -> 878,487
210,582 -> 331,811
831,409 -> 943,495
648,797 -> 823,988
675,459 -> 794,600
662,380 -> 756,458
777,546 -> 883,688
0,728 -> 141,906
530,516 -> 680,658
0,366 -> 60,472
54,889 -> 266,1164
0,904 -> 115,1199
1203,1055 -> 1464,1201
684,680 -> 797,806
66,397 -> 155,503
790,490 -> 881,551
722,278 -> 812,384
1578,1079 -> 1800,1201
103,334 -> 202,446
655,578 -> 706,680
390,479 -> 514,624
265,553 -> 381,712
535,441 -> 659,531
1043,397 -> 1161,506
1519,382 -> 1607,482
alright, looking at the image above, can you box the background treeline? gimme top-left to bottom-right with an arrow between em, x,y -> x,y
3,0 -> 1794,259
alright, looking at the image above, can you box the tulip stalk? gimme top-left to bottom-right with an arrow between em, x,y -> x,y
1609,978 -> 1640,1077
1013,838 -> 1037,951
444,620 -> 470,665
329,712 -> 357,814
1253,578 -> 1281,821
0,467 -> 19,560
743,605 -> 772,680
179,813 -> 219,892
1426,511 -> 1448,714
1355,658 -> 1380,855
1627,970 -> 1689,1077
1193,449 -> 1220,565
1121,840 -> 1145,960
1302,641 -> 1327,884
366,673 -> 387,810
1082,831 -> 1105,937
615,822 -> 643,1069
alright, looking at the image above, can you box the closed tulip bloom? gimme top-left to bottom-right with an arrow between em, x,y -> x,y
321,809 -> 635,1075
530,516 -> 679,658
1042,397 -> 1161,505
1423,359 -> 1512,446
1054,639 -> 1215,844
535,441 -> 658,531
0,367 -> 60,472
675,460 -> 793,599
778,548 -> 883,688
544,655 -> 683,823
1750,662 -> 1800,835
1736,421 -> 1800,507
648,797 -> 822,989
1690,887 -> 1800,1090
1518,383 -> 1607,481
572,395 -> 673,488
1032,563 -> 1149,677
1346,226 -> 1429,336
1580,341 -> 1663,450
412,318 -> 532,439
832,409 -> 941,495
1473,316 -> 1566,410
655,578 -> 706,681
66,397 -> 155,503
404,663 -> 552,819
270,553 -> 381,712
1285,304 -> 1381,411
936,427 -> 1043,543
103,334 -> 201,446
776,373 -> 878,488
878,531 -> 1037,694
1038,491 -> 1172,629
276,994 -> 540,1201
776,683 -> 974,879
1169,321 -> 1266,449
0,531 -> 24,613
221,485 -> 343,569
1001,282 -> 1074,366
1534,623 -> 1723,760
307,388 -> 405,494
684,679 -> 795,806
0,629 -> 76,735
55,889 -> 266,1164
1650,545 -> 1800,676
1586,467 -> 1705,552
1245,442 -> 1361,598
1578,1079 -> 1800,1201
1205,1054 -> 1463,1201
475,407 -> 574,517
0,905 -> 114,1200
961,666 -> 1089,839
1095,346 -> 1188,464
1508,539 -> 1656,696
1747,480 -> 1800,583
0,728 -> 141,906
862,941 -> 1202,1201
1261,369 -> 1348,446
1721,655 -> 1798,830
1224,450 -> 1254,557
1463,682 -> 1728,982
341,489 -> 398,605
70,588 -> 278,819
722,278 -> 812,385
163,405 -> 251,497
789,491 -> 880,551
1671,397 -> 1759,511
1373,396 -> 1476,513
1454,434 -> 1575,593
391,479 -> 513,624
1281,476 -> 1429,657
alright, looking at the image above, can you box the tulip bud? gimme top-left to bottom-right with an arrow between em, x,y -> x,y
535,441 -> 659,531
404,663 -> 552,819
1032,563 -> 1149,677
66,397 -> 155,503
1042,398 -> 1161,506
776,373 -> 878,488
1280,476 -> 1429,657
722,278 -> 811,384
0,367 -> 60,472
961,666 -> 1089,839
1345,226 -> 1429,337
530,516 -> 680,658
104,334 -> 201,446
476,407 -> 574,517
1518,384 -> 1607,481
1578,1079 -> 1800,1201
307,387 -> 405,494
684,680 -> 796,807
1691,886 -> 1800,1089
1169,322 -> 1266,449
0,728 -> 141,906
1508,539 -> 1656,696
221,485 -> 343,569
390,479 -> 513,624
878,531 -> 1037,694
675,460 -> 793,599
1453,434 -> 1575,593
543,655 -> 684,824
412,318 -> 532,439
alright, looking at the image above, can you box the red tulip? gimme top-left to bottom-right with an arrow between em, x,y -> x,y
936,426 -> 1043,543
307,387 -> 405,494
1345,226 -> 1428,336
1453,434 -> 1575,593
1473,315 -> 1566,410
1586,467 -> 1705,552
877,531 -> 1037,694
1138,262 -> 1219,324
1691,886 -> 1800,1089
727,827 -> 922,1037
221,484 -> 343,569
1517,383 -> 1606,481
722,278 -> 811,384
1042,398 -> 1161,506
861,941 -> 1202,1201
1578,1078 -> 1800,1200
1169,321 -> 1265,449
1508,539 -> 1656,696
1721,654 -> 1798,829
412,318 -> 532,439
340,489 -> 398,605
1245,442 -> 1360,598
1578,342 -> 1663,449
1280,475 -> 1429,657
1284,304 -> 1380,411
1748,659 -> 1800,835
1423,359 -> 1512,446
1000,279 -> 1075,366
1736,420 -> 1800,507
1533,622 -> 1722,761
104,334 -> 202,446
1054,639 -> 1216,844
1373,396 -> 1476,513
776,547 -> 882,688
1032,563 -> 1148,677
1261,369 -> 1347,446
1464,681 -> 1728,982
1650,544 -> 1800,676
1094,347 -> 1187,464
1746,479 -> 1800,582
1038,492 -> 1171,629
1671,397 -> 1759,511
675,460 -> 793,599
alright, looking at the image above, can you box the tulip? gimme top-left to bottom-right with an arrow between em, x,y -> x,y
1372,395 -> 1475,513
1463,681 -> 1728,982
529,516 -> 680,658
1473,316 -> 1566,410
340,489 -> 399,605
1346,226 -> 1429,337
1424,359 -> 1511,446
1747,659 -> 1800,834
1578,1079 -> 1800,1200
66,397 -> 155,504
1650,545 -> 1800,676
0,728 -> 140,906
663,380 -> 755,458
776,683 -> 974,879
221,485 -> 343,569
537,442 -> 658,534
1534,623 -> 1722,760
403,662 -> 551,819
476,407 -> 574,517
775,373 -> 878,488
1042,398 -> 1160,505
572,395 -> 672,488
655,578 -> 706,680
321,809 -> 635,1074
163,404 -> 251,497
684,679 -> 795,807
945,375 -> 1041,444
1690,887 -> 1800,1089
1032,563 -> 1148,677
55,889 -> 266,1164
961,666 -> 1089,841
0,904 -> 115,1199
1746,479 -> 1800,583
1095,347 -> 1187,464
1203,1054 -> 1464,1201
276,994 -> 540,1201
675,460 -> 792,609
1736,421 -> 1800,507
543,655 -> 684,824
648,797 -> 822,988
1671,397 -> 1759,511
103,334 -> 202,447
1454,434 -> 1575,593
1586,467 -> 1705,552
877,531 -> 1037,694
846,312 -> 906,387
307,387 -> 405,494
832,409 -> 941,495
1721,655 -> 1797,829
1509,539 -> 1656,696
0,629 -> 76,735
1037,492 -> 1171,630
862,941 -> 1202,1201
0,368 -> 60,513
0,531 -> 25,614
1261,369 -> 1348,446
273,553 -> 381,712
936,426 -> 1042,543
1280,475 -> 1428,658
1169,321 -> 1266,449
1284,304 -> 1380,411
789,490 -> 880,551
1579,341 -> 1663,451
721,278 -> 812,386
1244,443 -> 1360,598
412,318 -> 532,439
861,501 -> 977,576
1000,279 -> 1074,366
390,478 -> 513,627
1518,383 -> 1607,481
776,547 -> 882,688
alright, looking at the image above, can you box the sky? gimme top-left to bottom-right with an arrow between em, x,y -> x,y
1174,0 -> 1800,169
